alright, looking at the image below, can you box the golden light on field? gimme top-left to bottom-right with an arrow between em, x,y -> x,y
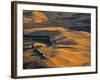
23,28 -> 90,68
23,11 -> 91,69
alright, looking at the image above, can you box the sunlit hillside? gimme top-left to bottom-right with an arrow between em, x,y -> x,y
24,27 -> 66,33
32,11 -> 49,23
23,28 -> 90,68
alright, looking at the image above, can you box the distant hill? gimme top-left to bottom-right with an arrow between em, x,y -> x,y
23,11 -> 91,32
